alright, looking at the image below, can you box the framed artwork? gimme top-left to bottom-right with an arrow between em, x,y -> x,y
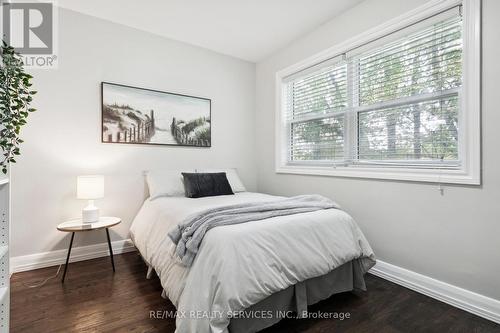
101,82 -> 211,147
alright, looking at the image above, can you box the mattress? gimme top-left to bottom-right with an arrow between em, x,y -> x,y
130,192 -> 375,332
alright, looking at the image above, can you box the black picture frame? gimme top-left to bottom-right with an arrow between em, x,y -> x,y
101,82 -> 212,148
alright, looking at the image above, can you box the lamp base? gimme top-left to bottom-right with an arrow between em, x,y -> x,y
82,200 -> 99,223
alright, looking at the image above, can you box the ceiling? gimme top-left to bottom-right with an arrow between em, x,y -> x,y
57,0 -> 364,62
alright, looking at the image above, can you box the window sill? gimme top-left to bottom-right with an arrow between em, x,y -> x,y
275,164 -> 480,185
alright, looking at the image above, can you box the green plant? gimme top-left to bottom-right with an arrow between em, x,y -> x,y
0,40 -> 36,174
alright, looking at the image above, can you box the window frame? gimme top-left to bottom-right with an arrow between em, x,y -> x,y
275,0 -> 480,185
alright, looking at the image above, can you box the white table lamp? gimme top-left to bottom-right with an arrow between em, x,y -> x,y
77,175 -> 104,223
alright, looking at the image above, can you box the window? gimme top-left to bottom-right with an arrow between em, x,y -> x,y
285,61 -> 347,162
276,0 -> 480,184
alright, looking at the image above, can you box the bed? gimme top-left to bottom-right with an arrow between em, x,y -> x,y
130,187 -> 375,333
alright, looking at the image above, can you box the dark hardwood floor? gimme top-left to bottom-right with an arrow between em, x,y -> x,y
10,252 -> 500,333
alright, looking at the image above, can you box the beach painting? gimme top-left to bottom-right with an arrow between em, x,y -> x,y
101,82 -> 211,147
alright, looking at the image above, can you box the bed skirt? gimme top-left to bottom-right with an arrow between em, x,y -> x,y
228,259 -> 367,333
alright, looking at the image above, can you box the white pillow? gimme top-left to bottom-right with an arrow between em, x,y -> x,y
145,170 -> 194,199
195,168 -> 246,192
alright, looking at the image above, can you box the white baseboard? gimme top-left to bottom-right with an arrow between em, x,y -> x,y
10,238 -> 136,273
370,260 -> 500,324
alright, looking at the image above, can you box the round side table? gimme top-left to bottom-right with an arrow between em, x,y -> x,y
57,216 -> 121,282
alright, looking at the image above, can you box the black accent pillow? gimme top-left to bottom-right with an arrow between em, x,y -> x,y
182,172 -> 234,198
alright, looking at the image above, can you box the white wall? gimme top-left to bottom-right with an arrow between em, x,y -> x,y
256,0 -> 500,301
11,8 -> 256,258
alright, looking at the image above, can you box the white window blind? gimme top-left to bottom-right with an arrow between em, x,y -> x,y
282,11 -> 463,168
284,60 -> 347,162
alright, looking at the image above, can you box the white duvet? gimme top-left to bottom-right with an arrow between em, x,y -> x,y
130,192 -> 375,333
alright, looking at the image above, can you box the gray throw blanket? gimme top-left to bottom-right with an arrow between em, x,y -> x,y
168,195 -> 340,266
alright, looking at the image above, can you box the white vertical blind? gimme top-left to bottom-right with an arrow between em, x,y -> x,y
282,10 -> 463,168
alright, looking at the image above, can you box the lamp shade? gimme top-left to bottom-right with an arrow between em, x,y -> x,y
77,175 -> 104,199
